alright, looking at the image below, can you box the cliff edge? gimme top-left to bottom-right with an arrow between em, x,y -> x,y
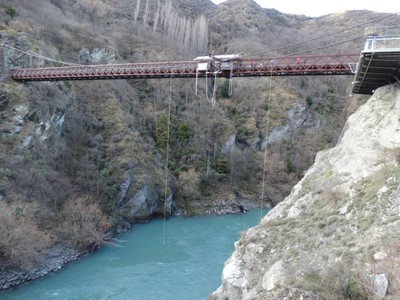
212,84 -> 400,299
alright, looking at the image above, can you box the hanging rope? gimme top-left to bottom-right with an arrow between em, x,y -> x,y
228,64 -> 234,96
259,60 -> 274,220
205,71 -> 218,106
212,72 -> 218,105
162,75 -> 173,247
195,67 -> 199,96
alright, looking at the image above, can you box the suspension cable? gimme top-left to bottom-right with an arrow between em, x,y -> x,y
3,11 -> 398,70
275,34 -> 366,58
243,11 -> 400,58
0,43 -> 81,66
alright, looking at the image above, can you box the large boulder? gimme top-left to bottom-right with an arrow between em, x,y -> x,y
120,183 -> 173,223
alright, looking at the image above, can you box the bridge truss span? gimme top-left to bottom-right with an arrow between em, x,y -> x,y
10,53 -> 360,82
11,60 -> 201,81
229,53 -> 359,78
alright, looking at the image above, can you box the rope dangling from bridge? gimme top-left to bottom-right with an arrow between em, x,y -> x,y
162,75 -> 173,247
195,68 -> 199,96
259,60 -> 274,220
205,71 -> 218,106
228,64 -> 234,96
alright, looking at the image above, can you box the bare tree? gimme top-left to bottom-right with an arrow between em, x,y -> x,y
0,202 -> 51,269
61,196 -> 111,251
184,18 -> 191,48
197,15 -> 209,52
153,0 -> 160,33
177,168 -> 201,201
143,0 -> 149,26
134,0 -> 141,22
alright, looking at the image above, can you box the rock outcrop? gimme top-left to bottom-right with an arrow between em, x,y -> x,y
0,247 -> 79,290
212,84 -> 400,299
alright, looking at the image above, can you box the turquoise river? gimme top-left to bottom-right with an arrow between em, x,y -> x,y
1,209 -> 267,300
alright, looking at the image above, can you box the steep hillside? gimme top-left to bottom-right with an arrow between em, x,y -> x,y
0,0 -> 399,290
212,84 -> 400,299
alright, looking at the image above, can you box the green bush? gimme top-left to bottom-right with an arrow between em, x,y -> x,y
263,100 -> 269,111
176,121 -> 192,143
300,78 -> 307,89
217,79 -> 231,99
306,95 -> 313,107
0,167 -> 14,178
5,4 -> 16,17
129,101 -> 134,114
155,114 -> 192,149
215,155 -> 229,174
155,114 -> 169,148
345,275 -> 370,300
286,157 -> 294,173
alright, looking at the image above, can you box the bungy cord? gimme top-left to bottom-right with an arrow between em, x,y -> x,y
163,75 -> 173,247
260,60 -> 274,221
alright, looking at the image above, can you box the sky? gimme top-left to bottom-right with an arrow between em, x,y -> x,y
211,0 -> 400,17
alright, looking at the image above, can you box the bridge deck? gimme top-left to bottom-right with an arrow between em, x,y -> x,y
352,50 -> 400,95
352,34 -> 400,95
10,54 -> 359,82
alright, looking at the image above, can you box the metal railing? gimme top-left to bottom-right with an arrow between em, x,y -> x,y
363,25 -> 400,52
363,36 -> 400,52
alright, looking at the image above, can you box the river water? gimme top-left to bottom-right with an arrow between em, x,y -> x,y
1,209 -> 267,300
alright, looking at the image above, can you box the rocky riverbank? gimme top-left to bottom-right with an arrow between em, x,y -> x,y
0,198 -> 262,291
0,247 -> 80,290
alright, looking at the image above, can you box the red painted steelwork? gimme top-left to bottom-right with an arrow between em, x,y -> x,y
11,53 -> 360,81
229,53 -> 359,77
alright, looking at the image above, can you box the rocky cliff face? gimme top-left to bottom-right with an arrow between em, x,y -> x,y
2,0 -> 399,291
212,84 -> 400,299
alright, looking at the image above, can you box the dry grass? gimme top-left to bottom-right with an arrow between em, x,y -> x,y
379,243 -> 400,298
0,202 -> 51,270
59,196 -> 111,252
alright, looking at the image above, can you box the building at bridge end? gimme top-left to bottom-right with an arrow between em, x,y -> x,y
352,25 -> 400,95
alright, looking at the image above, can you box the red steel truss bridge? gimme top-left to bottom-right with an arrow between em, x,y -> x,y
8,25 -> 400,95
11,53 -> 359,82
10,38 -> 400,96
